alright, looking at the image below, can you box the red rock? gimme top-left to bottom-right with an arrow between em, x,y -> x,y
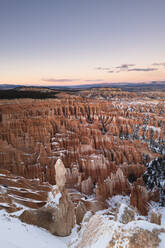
130,183 -> 149,216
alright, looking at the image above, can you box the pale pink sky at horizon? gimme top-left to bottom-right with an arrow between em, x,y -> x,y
1,63 -> 165,86
0,0 -> 165,86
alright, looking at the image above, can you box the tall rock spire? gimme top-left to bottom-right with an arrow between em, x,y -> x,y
55,159 -> 66,190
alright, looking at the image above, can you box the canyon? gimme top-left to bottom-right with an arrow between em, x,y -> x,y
0,86 -> 165,247
0,87 -> 165,213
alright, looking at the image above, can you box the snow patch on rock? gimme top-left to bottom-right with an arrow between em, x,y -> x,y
47,185 -> 62,207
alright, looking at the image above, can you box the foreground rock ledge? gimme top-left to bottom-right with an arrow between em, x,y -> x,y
69,213 -> 165,248
19,159 -> 75,236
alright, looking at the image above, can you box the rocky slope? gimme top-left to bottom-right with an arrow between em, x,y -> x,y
0,89 -> 165,215
69,203 -> 165,248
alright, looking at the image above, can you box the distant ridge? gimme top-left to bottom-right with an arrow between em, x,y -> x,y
0,81 -> 165,91
0,84 -> 25,89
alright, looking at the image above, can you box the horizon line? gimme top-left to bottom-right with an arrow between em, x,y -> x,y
1,80 -> 165,88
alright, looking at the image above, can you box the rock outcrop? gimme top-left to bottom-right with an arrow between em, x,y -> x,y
55,158 -> 66,190
96,168 -> 131,201
115,203 -> 135,224
150,210 -> 162,225
75,201 -> 87,225
69,212 -> 165,248
19,186 -> 75,236
19,159 -> 75,236
130,183 -> 149,216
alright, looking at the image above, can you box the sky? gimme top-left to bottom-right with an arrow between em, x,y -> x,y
0,0 -> 165,86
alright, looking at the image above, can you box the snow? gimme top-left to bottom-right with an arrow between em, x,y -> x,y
0,173 -> 7,177
70,205 -> 165,248
144,125 -> 161,133
52,192 -> 61,205
0,210 -> 67,248
116,203 -> 127,222
125,220 -> 160,232
0,185 -> 7,194
106,195 -> 130,208
8,193 -> 43,203
47,185 -> 62,206
1,189 -> 165,248
51,142 -> 59,145
159,233 -> 165,248
0,202 -> 10,208
69,195 -> 165,248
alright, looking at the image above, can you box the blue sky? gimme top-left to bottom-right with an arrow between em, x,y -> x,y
0,0 -> 165,85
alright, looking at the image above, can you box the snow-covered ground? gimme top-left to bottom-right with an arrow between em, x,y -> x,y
1,195 -> 165,248
68,200 -> 165,248
0,210 -> 67,248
